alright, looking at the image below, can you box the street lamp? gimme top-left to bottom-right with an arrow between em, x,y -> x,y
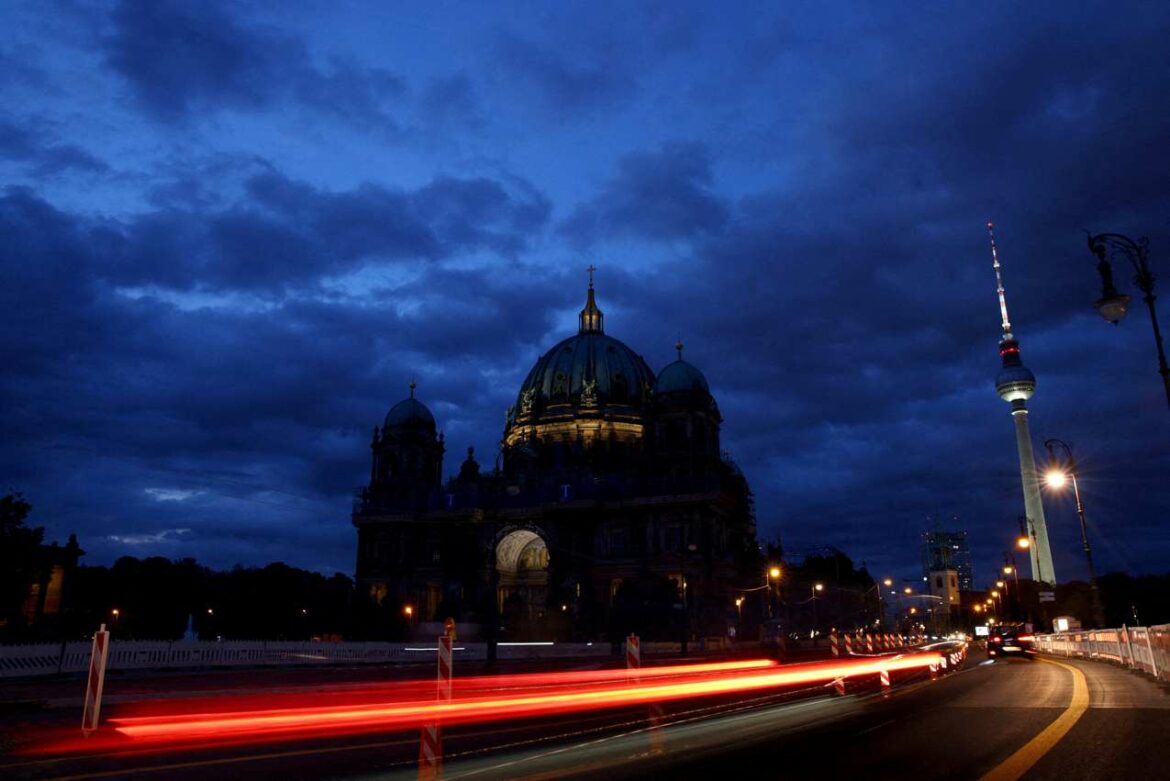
1087,231 -> 1170,407
766,564 -> 782,620
1044,438 -> 1105,627
811,583 -> 824,637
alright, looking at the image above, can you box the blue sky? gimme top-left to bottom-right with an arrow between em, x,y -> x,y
2,1 -> 1168,588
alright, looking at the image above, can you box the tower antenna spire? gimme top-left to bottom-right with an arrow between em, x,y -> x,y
988,221 -> 1013,340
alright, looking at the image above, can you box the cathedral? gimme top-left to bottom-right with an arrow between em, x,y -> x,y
352,274 -> 761,642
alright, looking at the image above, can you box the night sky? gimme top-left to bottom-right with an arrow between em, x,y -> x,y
3,1 -> 1168,590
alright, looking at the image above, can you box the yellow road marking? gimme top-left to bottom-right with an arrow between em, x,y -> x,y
977,658 -> 1089,781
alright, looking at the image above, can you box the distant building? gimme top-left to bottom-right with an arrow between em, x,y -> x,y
927,569 -> 961,610
351,275 -> 760,642
921,530 -> 973,592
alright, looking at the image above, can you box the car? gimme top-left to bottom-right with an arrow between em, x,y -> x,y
987,624 -> 1036,658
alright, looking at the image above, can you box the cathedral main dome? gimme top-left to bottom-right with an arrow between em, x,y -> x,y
504,281 -> 655,447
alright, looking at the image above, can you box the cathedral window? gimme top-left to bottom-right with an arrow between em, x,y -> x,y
663,524 -> 682,553
607,528 -> 628,557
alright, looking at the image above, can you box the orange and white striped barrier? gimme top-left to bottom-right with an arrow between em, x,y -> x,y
830,629 -> 839,657
831,676 -> 846,696
627,634 -> 663,753
930,662 -> 938,680
418,635 -> 453,780
844,633 -> 853,656
879,667 -> 891,697
866,634 -> 874,654
81,623 -> 110,737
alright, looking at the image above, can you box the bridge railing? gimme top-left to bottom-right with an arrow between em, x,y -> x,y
1034,624 -> 1170,682
0,639 -> 689,679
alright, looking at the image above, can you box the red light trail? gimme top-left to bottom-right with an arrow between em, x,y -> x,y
24,652 -> 946,758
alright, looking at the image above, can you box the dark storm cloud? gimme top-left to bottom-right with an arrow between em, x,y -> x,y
104,0 -> 405,125
0,121 -> 109,175
75,167 -> 551,292
0,177 -> 563,570
496,33 -> 636,113
560,142 -> 729,247
419,74 -> 484,130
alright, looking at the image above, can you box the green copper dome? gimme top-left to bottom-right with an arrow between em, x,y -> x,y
506,281 -> 655,436
384,386 -> 436,430
656,359 -> 710,394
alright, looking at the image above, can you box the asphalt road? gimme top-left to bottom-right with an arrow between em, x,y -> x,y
2,649 -> 1167,781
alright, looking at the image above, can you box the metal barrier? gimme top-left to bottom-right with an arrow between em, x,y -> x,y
1034,624 -> 1170,682
0,639 -> 677,679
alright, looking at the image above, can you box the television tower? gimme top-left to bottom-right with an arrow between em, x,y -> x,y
988,222 -> 1056,585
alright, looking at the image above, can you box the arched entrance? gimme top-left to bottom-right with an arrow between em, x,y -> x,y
495,528 -> 550,639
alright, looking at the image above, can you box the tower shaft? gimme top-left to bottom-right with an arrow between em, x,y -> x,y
988,222 -> 1057,586
1009,401 -> 1056,584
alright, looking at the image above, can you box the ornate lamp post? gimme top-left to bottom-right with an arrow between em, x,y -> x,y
1087,232 -> 1170,408
1043,438 -> 1105,628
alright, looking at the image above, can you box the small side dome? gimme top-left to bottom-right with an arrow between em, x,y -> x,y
385,383 -> 436,429
656,359 -> 710,394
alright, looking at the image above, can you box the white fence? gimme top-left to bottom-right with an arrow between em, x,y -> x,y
0,638 -> 690,679
1034,624 -> 1170,682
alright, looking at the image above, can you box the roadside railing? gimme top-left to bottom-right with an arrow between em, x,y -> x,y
1034,624 -> 1170,682
0,638 -> 718,679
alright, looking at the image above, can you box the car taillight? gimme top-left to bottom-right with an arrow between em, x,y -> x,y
1017,634 -> 1034,642
990,636 -> 1002,644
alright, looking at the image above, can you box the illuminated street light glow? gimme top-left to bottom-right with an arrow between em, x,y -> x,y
769,566 -> 782,580
1017,537 -> 1031,550
1045,470 -> 1068,488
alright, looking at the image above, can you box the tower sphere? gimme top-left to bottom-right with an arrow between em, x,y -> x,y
996,364 -> 1036,402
